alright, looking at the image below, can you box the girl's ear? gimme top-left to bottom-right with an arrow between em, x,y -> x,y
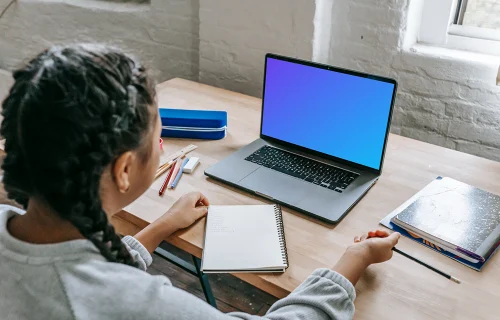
112,151 -> 135,193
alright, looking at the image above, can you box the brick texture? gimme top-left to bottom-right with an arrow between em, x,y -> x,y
323,0 -> 500,161
0,0 -> 499,161
0,0 -> 200,82
0,69 -> 12,102
198,0 -> 314,97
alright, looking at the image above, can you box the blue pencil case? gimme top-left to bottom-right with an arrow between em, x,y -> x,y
159,108 -> 227,140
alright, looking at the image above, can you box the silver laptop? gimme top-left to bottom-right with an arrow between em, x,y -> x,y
205,54 -> 398,223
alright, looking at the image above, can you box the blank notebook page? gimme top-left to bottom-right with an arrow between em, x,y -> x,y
202,205 -> 286,271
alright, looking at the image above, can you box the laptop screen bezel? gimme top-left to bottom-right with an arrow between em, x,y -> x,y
259,53 -> 398,174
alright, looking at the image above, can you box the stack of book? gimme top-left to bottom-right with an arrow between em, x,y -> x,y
381,177 -> 500,271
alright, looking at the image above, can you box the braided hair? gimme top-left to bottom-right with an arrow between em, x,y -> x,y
1,44 -> 156,267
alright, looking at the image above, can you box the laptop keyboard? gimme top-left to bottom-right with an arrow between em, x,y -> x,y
245,146 -> 359,193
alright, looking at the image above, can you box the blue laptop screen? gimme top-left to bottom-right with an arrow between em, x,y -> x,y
261,57 -> 395,170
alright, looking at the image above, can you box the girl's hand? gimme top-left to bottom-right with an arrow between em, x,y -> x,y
133,192 -> 210,254
349,229 -> 400,265
164,192 -> 210,230
333,229 -> 400,285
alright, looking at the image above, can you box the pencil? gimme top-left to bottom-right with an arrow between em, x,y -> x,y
155,160 -> 175,180
158,161 -> 170,171
392,247 -> 461,284
159,167 -> 174,196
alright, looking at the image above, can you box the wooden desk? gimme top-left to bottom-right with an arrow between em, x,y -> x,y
113,78 -> 500,320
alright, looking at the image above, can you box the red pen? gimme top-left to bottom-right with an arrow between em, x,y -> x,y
159,167 -> 174,196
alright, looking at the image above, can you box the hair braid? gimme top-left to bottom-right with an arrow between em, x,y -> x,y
1,44 -> 155,268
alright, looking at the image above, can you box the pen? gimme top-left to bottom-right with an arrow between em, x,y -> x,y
392,247 -> 461,284
159,167 -> 174,196
171,158 -> 189,189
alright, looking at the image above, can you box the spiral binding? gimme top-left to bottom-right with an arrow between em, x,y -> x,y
274,205 -> 289,267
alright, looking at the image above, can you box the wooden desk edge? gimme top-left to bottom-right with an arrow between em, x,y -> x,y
112,214 -> 290,298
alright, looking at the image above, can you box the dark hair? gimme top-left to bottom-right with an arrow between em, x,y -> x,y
1,44 -> 156,267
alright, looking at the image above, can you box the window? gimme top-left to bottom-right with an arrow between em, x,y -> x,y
457,0 -> 500,30
419,0 -> 500,56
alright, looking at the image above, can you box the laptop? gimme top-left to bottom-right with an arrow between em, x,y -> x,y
205,54 -> 398,223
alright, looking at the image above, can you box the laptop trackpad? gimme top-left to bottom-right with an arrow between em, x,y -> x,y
239,167 -> 307,205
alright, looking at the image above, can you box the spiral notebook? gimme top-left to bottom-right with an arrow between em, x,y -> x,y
201,205 -> 288,273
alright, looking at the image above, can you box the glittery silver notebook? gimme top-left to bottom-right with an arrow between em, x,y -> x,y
392,177 -> 500,261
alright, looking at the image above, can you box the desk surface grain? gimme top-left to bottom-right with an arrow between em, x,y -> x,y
114,78 -> 500,320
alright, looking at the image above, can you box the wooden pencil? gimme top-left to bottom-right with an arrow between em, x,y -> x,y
158,161 -> 170,171
157,145 -> 197,170
392,247 -> 461,284
155,160 -> 175,180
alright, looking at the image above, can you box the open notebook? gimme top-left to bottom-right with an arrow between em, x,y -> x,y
201,205 -> 289,273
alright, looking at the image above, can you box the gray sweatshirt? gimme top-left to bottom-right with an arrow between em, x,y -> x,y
0,205 -> 356,319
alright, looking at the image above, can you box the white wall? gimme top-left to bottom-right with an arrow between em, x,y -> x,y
196,0 -> 500,161
1,0 -> 500,161
0,0 -> 200,82
198,0 -> 315,97
323,0 -> 500,161
0,0 -> 314,98
0,69 -> 13,104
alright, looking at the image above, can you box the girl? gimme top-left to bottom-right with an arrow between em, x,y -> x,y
0,44 -> 400,320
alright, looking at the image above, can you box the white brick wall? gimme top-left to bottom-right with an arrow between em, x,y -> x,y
321,0 -> 500,161
0,0 -> 199,82
196,0 -> 500,160
198,0 -> 314,97
0,69 -> 13,103
1,0 -> 500,161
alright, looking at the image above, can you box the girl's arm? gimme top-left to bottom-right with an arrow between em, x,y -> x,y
159,266 -> 357,320
132,220 -> 177,255
334,230 -> 400,285
132,192 -> 209,254
124,229 -> 399,320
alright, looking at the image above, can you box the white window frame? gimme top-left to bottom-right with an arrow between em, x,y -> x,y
419,0 -> 500,56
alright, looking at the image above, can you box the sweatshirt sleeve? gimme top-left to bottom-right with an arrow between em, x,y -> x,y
140,268 -> 356,320
121,235 -> 152,271
260,268 -> 356,319
119,237 -> 355,319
